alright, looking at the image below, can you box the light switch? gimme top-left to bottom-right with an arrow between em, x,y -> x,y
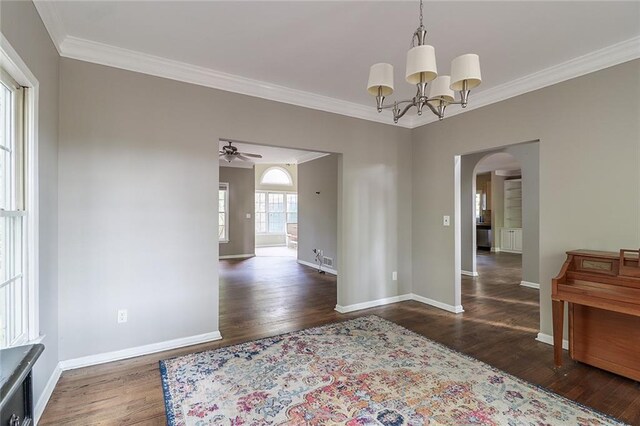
443,215 -> 450,226
246,213 -> 251,219
392,271 -> 398,281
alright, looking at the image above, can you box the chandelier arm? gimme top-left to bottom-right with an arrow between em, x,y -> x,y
394,102 -> 417,121
378,99 -> 416,110
425,101 -> 440,117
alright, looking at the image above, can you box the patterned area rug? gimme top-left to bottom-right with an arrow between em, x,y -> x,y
160,316 -> 622,425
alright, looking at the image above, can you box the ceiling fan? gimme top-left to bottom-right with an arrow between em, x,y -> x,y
219,141 -> 263,163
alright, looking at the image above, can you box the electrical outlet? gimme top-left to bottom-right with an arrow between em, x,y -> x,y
117,309 -> 128,323
392,271 -> 398,281
443,215 -> 450,226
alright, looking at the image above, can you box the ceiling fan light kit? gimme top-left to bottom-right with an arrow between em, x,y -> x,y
367,0 -> 482,123
219,141 -> 263,163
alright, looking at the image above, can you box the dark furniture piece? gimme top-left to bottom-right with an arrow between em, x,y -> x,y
0,344 -> 44,426
552,249 -> 640,381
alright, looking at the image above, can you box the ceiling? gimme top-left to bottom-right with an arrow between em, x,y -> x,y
36,2 -> 640,127
219,140 -> 328,169
476,153 -> 520,174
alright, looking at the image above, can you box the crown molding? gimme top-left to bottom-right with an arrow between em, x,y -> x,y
32,1 -> 640,129
297,151 -> 330,164
32,0 -> 66,54
410,35 -> 640,128
58,36 -> 410,128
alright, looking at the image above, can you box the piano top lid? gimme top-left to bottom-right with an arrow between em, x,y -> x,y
567,249 -> 639,260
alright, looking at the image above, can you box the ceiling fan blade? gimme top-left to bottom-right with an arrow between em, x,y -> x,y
238,152 -> 262,158
219,152 -> 226,156
236,154 -> 254,161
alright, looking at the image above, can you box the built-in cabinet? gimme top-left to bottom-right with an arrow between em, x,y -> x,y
504,179 -> 522,228
501,178 -> 522,253
501,228 -> 522,253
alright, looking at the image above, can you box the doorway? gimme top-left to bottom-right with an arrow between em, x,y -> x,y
454,141 -> 541,334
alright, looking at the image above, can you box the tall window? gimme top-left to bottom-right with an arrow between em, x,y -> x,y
218,183 -> 229,242
1,69 -> 27,349
255,191 -> 297,234
286,194 -> 297,224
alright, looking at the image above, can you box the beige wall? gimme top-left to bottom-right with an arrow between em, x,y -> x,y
1,0 -> 60,406
298,155 -> 339,271
58,58 -> 412,359
412,60 -> 640,338
219,166 -> 255,257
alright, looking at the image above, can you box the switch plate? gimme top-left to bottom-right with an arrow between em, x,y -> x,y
392,271 -> 398,281
117,309 -> 128,323
443,215 -> 450,226
246,213 -> 251,219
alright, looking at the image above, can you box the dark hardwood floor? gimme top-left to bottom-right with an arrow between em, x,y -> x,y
40,253 -> 640,425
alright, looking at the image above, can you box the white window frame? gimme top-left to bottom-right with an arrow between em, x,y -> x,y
1,35 -> 40,345
259,166 -> 293,187
255,190 -> 297,235
218,183 -> 229,243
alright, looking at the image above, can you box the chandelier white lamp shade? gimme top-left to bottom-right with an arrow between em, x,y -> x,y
405,45 -> 437,84
366,0 -> 481,123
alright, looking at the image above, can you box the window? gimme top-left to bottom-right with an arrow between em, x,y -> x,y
1,69 -> 27,349
255,192 -> 266,233
286,194 -> 298,224
260,167 -> 292,186
218,183 -> 229,242
255,191 -> 297,234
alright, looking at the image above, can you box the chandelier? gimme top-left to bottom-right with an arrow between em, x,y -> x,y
367,0 -> 481,123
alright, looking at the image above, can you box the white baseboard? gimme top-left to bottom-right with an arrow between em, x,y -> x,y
219,254 -> 255,259
297,259 -> 337,275
536,332 -> 569,350
34,363 -> 63,425
520,281 -> 540,289
410,293 -> 465,314
34,330 -> 222,423
500,249 -> 522,254
59,330 -> 222,371
336,293 -> 464,315
490,247 -> 501,253
335,294 -> 412,313
461,270 -> 479,277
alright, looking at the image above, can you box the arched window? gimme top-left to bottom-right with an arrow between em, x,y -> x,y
260,167 -> 292,186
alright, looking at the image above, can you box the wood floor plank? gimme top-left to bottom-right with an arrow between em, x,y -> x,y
39,252 -> 640,425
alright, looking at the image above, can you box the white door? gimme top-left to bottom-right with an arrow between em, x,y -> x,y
501,229 -> 512,250
513,229 -> 523,252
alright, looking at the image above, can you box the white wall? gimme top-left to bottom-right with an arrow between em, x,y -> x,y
58,58 -> 412,359
412,60 -> 640,338
0,0 -> 60,404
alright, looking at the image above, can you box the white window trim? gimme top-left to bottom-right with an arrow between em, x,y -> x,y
259,166 -> 293,187
219,182 -> 229,243
255,190 -> 297,236
1,34 -> 40,343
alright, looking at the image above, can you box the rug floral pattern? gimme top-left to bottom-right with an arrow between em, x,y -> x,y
160,316 -> 623,425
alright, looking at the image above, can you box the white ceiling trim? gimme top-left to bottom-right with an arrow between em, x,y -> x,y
297,152 -> 330,165
409,35 -> 640,128
58,35 -> 408,128
32,2 -> 640,130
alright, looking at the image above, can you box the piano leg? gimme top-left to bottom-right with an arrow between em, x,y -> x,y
552,299 -> 564,367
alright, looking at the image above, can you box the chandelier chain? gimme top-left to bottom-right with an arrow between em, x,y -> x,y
419,0 -> 424,28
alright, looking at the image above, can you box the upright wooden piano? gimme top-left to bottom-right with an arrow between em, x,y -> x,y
552,249 -> 640,381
